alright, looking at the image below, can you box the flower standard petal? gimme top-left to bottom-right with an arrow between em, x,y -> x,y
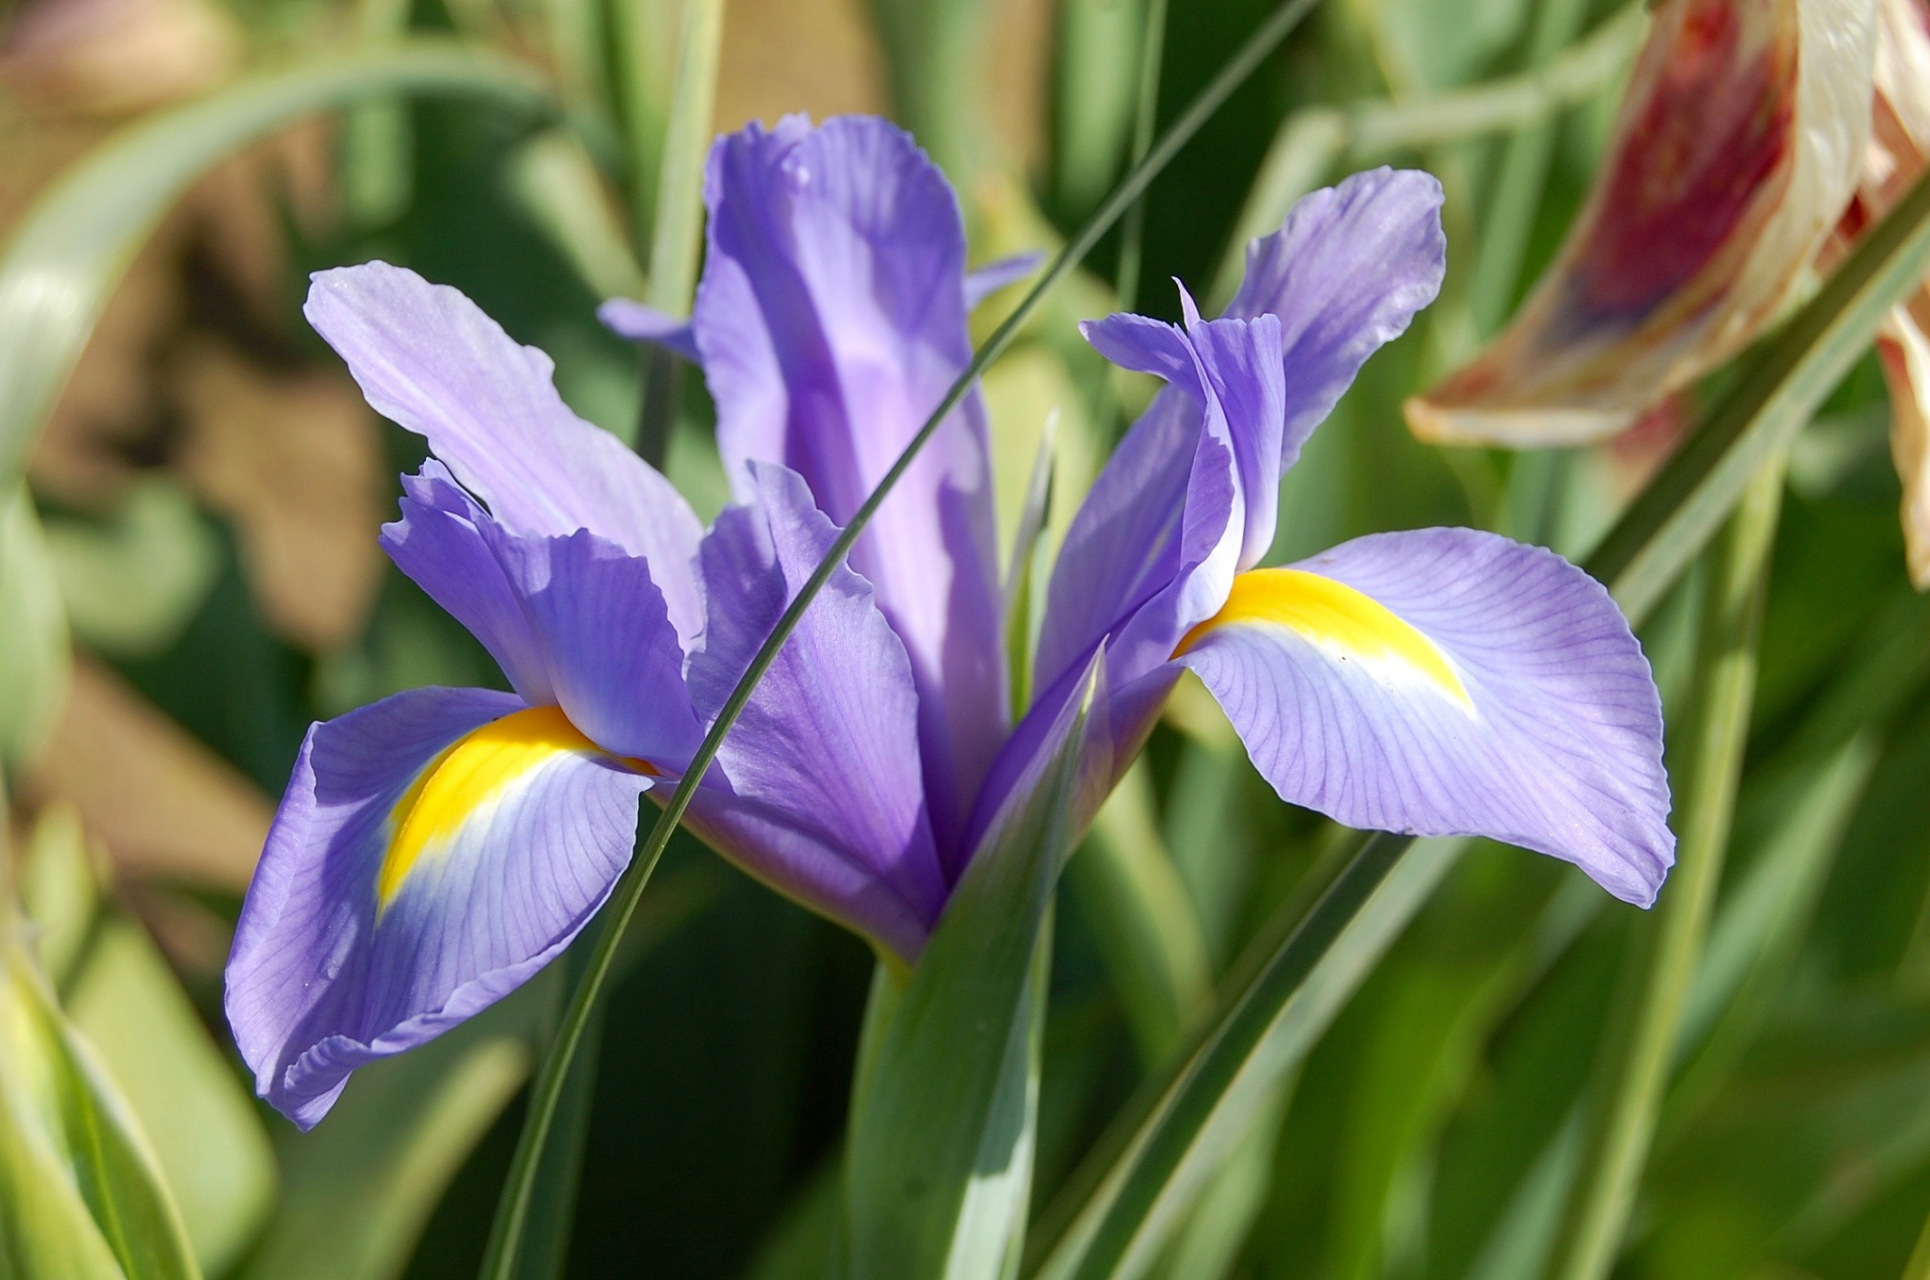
1407,0 -> 1876,446
1226,166 -> 1446,465
305,262 -> 707,645
225,687 -> 656,1128
692,114 -> 1006,857
682,461 -> 946,962
1036,301 -> 1281,701
1177,528 -> 1674,905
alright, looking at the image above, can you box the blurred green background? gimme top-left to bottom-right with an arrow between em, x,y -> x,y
3,0 -> 1928,1277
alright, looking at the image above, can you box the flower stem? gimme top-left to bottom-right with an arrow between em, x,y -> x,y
1546,452 -> 1786,1280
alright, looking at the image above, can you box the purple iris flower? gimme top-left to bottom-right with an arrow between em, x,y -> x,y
225,114 -> 1673,1130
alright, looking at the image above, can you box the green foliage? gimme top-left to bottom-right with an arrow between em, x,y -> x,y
0,914 -> 201,1280
0,487 -> 71,769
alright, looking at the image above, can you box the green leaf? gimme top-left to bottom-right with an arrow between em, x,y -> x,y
1029,834 -> 1466,1280
846,654 -> 1105,1280
67,917 -> 278,1277
633,0 -> 726,469
1053,0 -> 1149,221
0,41 -> 553,494
0,925 -> 200,1280
17,803 -> 97,989
42,479 -> 221,659
238,996 -> 538,1280
865,0 -> 995,184
0,485 -> 71,769
1005,416 -> 1058,721
1547,456 -> 1786,1280
503,130 -> 646,302
1064,760 -> 1210,1068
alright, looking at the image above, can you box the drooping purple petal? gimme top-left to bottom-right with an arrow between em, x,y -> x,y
306,262 -> 706,646
1226,166 -> 1447,464
1178,529 -> 1674,905
597,297 -> 700,362
963,250 -> 1046,310
682,461 -> 945,960
380,462 -> 703,766
226,688 -> 653,1127
692,114 -> 1005,863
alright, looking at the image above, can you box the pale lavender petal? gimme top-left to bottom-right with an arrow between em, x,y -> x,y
306,262 -> 706,646
683,461 -> 945,960
597,297 -> 700,363
963,250 -> 1046,309
225,688 -> 653,1127
692,114 -> 1005,859
380,462 -> 702,765
1179,529 -> 1673,905
1227,167 -> 1446,464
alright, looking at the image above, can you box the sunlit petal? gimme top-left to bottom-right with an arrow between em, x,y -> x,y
1179,529 -> 1673,905
226,691 -> 654,1127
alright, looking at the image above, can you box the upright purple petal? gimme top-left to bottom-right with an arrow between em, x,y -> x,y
692,115 -> 1005,862
305,262 -> 706,646
226,688 -> 654,1127
1227,167 -> 1447,464
682,462 -> 945,960
380,462 -> 703,766
1178,529 -> 1673,905
1035,302 -> 1282,697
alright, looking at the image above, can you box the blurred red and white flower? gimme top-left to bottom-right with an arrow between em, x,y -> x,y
1408,0 -> 1876,448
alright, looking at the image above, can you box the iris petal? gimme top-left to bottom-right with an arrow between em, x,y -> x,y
381,462 -> 703,766
226,689 -> 653,1128
693,114 -> 1006,858
682,461 -> 946,961
1179,528 -> 1673,906
305,262 -> 707,646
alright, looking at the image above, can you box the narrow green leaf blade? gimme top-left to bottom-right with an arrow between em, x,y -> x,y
847,654 -> 1107,1280
1032,834 -> 1466,1280
67,918 -> 278,1277
0,486 -> 71,769
0,928 -> 200,1280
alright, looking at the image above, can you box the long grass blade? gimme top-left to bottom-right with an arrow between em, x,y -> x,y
1112,0 -> 1169,314
1586,168 -> 1930,621
1546,454 -> 1787,1280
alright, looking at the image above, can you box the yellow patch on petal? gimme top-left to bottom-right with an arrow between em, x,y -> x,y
377,705 -> 651,911
1178,568 -> 1474,712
